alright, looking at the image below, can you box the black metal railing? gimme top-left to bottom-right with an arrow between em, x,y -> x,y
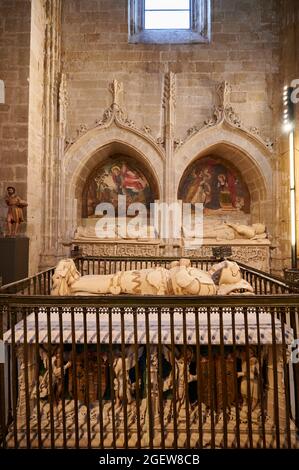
0,256 -> 296,296
0,266 -> 55,296
0,257 -> 298,449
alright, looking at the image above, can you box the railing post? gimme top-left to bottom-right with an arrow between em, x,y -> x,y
0,304 -> 6,448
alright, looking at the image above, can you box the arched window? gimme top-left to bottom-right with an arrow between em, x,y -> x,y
144,0 -> 191,30
129,0 -> 211,44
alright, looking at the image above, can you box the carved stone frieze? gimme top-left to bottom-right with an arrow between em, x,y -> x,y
183,245 -> 214,259
115,244 -> 159,257
91,244 -> 115,257
75,242 -> 160,257
183,245 -> 270,271
72,241 -> 269,270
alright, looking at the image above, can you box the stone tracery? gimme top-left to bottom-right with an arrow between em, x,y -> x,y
55,78 -> 274,271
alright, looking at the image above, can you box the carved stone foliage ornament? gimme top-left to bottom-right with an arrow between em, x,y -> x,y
58,73 -> 68,143
77,124 -> 88,137
163,72 -> 176,110
64,76 -> 273,156
178,80 -> 274,152
109,78 -> 124,107
65,79 -> 164,154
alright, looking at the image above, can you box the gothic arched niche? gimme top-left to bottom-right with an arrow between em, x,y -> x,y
82,154 -> 159,218
178,155 -> 251,215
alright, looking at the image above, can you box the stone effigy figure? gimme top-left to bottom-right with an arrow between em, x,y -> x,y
238,348 -> 260,423
5,186 -> 28,236
201,222 -> 267,242
74,223 -> 158,240
226,222 -> 267,240
36,347 -> 71,403
51,258 -> 253,296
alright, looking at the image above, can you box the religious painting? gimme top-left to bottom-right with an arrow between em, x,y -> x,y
178,156 -> 250,214
83,156 -> 156,217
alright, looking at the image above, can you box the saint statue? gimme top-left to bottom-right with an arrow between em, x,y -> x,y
5,186 -> 28,237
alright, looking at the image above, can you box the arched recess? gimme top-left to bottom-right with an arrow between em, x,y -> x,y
174,126 -> 273,230
61,125 -> 164,240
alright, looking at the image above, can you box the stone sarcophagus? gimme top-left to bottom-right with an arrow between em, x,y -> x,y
3,303 -> 297,449
1,257 -> 297,449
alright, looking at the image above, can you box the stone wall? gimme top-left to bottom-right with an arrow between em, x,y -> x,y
271,0 -> 299,274
61,0 -> 280,146
0,0 -> 31,235
59,0 -> 281,271
1,0 -> 298,274
27,0 -> 47,274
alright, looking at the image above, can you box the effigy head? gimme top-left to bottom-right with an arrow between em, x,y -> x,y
209,260 -> 242,286
252,223 -> 266,235
51,259 -> 81,296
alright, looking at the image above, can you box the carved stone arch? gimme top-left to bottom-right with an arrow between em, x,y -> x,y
64,125 -> 164,177
61,126 -> 164,240
174,126 -> 273,230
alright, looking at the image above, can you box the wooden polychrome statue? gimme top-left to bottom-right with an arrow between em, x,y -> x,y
5,186 -> 28,237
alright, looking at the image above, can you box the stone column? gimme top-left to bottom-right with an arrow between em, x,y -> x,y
162,72 -> 178,253
39,0 -> 63,269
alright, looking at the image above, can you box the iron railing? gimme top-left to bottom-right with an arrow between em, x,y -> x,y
0,257 -> 298,449
0,256 -> 296,296
0,266 -> 55,296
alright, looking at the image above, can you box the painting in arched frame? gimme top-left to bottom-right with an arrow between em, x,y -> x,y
82,155 -> 157,217
178,156 -> 250,214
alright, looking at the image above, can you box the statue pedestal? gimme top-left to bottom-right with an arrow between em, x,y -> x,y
0,237 -> 29,286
